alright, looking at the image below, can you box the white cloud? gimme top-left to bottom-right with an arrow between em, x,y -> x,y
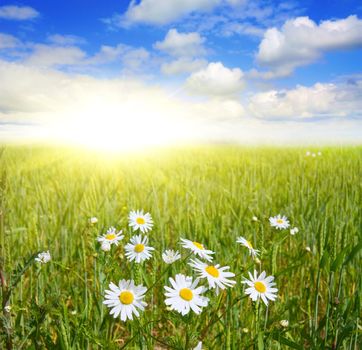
186,62 -> 245,96
24,45 -> 87,67
154,29 -> 206,57
47,34 -> 86,46
247,80 -> 362,119
0,5 -> 39,20
122,0 -> 220,25
257,15 -> 362,75
0,60 -> 361,146
161,58 -> 207,75
0,33 -> 22,49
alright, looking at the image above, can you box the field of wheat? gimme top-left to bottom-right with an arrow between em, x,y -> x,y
0,146 -> 361,349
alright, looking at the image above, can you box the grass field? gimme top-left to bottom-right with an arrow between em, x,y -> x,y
0,145 -> 361,349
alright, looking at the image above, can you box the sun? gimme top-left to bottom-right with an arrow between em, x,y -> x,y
47,99 -> 187,151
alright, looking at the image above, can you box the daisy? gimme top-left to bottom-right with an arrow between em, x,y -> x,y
180,238 -> 214,262
290,227 -> 299,235
164,274 -> 209,315
89,217 -> 98,224
162,249 -> 181,264
103,279 -> 147,321
35,251 -> 51,264
242,270 -> 278,306
189,258 -> 236,292
101,241 -> 111,251
129,210 -> 153,233
97,227 -> 124,246
269,215 -> 290,230
124,235 -> 155,263
236,236 -> 259,258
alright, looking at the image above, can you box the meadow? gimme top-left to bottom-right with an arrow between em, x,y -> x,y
0,145 -> 361,349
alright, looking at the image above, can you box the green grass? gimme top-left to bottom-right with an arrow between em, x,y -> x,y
0,145 -> 361,349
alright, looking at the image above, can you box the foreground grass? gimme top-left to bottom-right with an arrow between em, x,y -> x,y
0,145 -> 361,349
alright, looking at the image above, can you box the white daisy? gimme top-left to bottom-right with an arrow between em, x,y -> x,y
164,274 -> 209,316
280,319 -> 289,327
189,258 -> 236,292
124,235 -> 155,263
236,236 -> 260,258
180,238 -> 214,262
162,249 -> 181,264
194,341 -> 203,350
35,251 -> 51,264
103,279 -> 147,322
269,215 -> 290,230
129,210 -> 153,233
290,227 -> 299,235
242,270 -> 278,306
97,227 -> 124,246
89,217 -> 98,224
101,241 -> 111,251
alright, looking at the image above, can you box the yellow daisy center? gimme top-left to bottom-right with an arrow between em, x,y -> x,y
205,266 -> 219,278
134,244 -> 145,253
193,241 -> 204,250
246,240 -> 253,249
136,217 -> 145,225
119,291 -> 134,305
254,281 -> 266,293
179,288 -> 193,301
105,233 -> 116,240
276,219 -> 284,224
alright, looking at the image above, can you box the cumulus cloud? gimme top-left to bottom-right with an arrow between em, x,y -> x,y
161,58 -> 207,75
0,33 -> 22,49
256,15 -> 362,75
24,45 -> 87,67
247,80 -> 362,119
186,62 -> 245,96
154,29 -> 206,57
0,5 -> 39,20
121,0 -> 220,25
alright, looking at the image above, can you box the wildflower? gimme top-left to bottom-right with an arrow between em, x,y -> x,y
242,328 -> 249,333
306,151 -> 311,156
269,214 -> 290,230
125,235 -> 155,263
101,241 -> 111,251
290,227 -> 299,235
242,270 -> 278,306
162,249 -> 181,264
180,238 -> 214,262
103,280 -> 147,321
236,236 -> 259,258
97,227 -> 124,246
252,216 -> 258,222
35,251 -> 51,264
4,305 -> 11,313
129,210 -> 153,233
317,151 -> 322,156
312,153 -> 316,157
189,258 -> 236,293
194,341 -> 203,350
305,246 -> 311,252
280,319 -> 289,327
164,274 -> 209,315
89,217 -> 98,224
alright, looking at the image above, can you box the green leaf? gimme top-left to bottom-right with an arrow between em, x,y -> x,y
272,334 -> 303,350
343,241 -> 362,266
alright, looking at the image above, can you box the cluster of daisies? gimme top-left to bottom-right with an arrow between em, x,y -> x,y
306,150 -> 322,157
97,210 -> 298,324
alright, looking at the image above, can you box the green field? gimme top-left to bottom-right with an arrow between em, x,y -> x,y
0,146 -> 361,349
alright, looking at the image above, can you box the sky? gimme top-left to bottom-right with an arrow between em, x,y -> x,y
0,0 -> 362,149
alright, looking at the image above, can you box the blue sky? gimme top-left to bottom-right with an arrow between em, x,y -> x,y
0,0 -> 362,147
